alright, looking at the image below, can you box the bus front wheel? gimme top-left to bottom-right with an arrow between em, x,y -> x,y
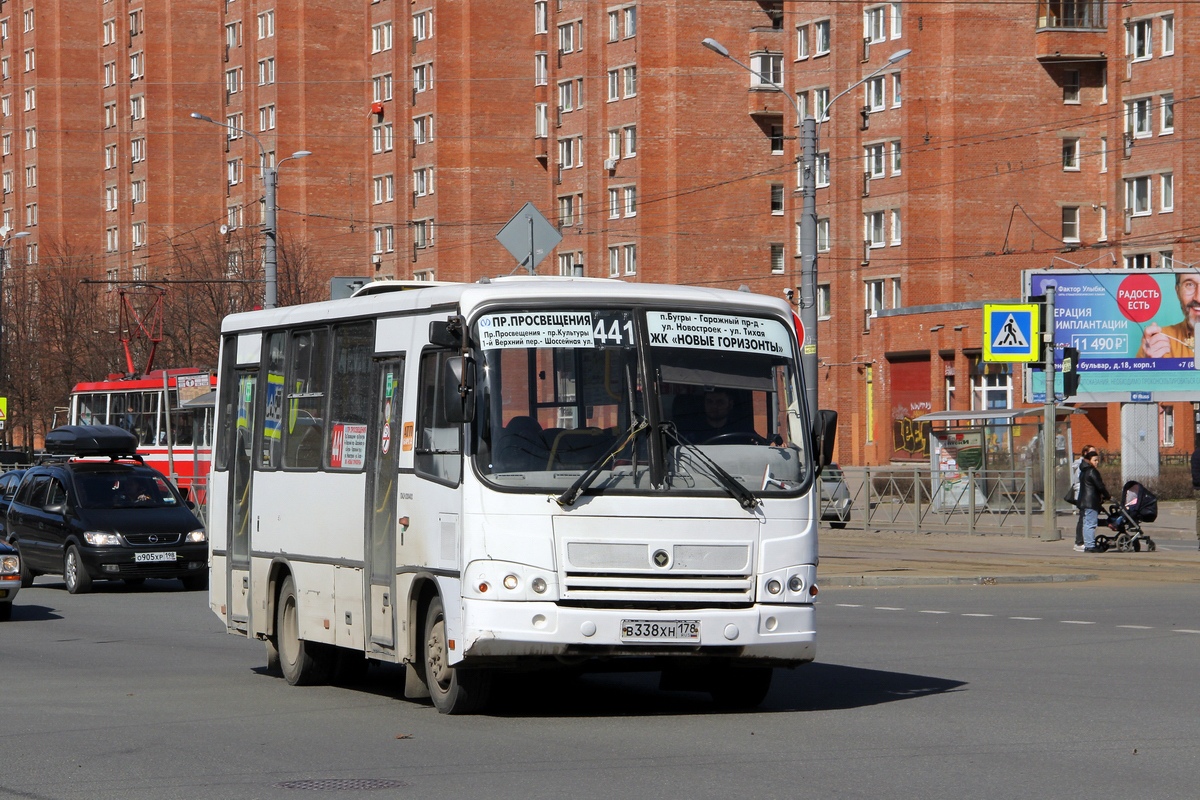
422,595 -> 491,714
277,575 -> 334,686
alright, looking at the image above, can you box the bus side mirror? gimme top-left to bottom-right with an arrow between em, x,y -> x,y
812,409 -> 838,474
442,356 -> 476,424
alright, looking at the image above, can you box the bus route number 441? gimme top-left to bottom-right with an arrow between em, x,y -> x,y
620,619 -> 701,642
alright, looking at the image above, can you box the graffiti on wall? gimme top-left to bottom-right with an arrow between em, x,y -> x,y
890,359 -> 932,461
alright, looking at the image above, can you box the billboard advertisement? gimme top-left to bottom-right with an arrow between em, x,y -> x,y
1024,269 -> 1200,402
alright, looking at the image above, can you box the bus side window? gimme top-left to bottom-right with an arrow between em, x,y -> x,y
415,349 -> 462,485
284,328 -> 329,470
327,322 -> 374,471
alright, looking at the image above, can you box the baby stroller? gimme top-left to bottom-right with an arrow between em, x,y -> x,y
1095,480 -> 1158,553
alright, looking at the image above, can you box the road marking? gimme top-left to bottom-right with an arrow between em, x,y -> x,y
835,603 -> 863,608
874,606 -> 905,611
1117,625 -> 1153,630
1172,629 -> 1200,634
962,613 -> 993,617
1061,620 -> 1096,625
919,610 -> 950,615
1010,616 -> 1042,621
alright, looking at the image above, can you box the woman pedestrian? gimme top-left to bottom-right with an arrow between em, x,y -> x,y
1072,445 -> 1095,552
1078,449 -> 1110,553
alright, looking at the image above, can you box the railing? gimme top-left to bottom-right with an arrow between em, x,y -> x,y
1036,0 -> 1105,29
821,466 -> 1038,536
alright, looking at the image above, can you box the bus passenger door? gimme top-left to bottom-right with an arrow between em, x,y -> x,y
227,369 -> 257,630
366,358 -> 403,652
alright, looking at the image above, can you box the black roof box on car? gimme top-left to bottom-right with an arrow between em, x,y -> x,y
43,425 -> 139,458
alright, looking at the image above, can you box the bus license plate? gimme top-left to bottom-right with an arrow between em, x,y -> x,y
134,552 -> 177,563
620,620 -> 700,642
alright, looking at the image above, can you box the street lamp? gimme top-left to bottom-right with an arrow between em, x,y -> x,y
189,112 -> 311,310
0,229 -> 29,447
702,38 -> 910,418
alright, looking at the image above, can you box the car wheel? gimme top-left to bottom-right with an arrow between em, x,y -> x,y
276,575 -> 334,686
422,594 -> 491,714
64,545 -> 93,594
17,546 -> 35,588
0,602 -> 11,621
180,574 -> 209,592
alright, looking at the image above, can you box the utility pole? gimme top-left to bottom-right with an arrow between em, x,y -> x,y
1043,285 -> 1059,540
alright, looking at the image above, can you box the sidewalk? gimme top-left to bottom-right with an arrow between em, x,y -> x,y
818,500 -> 1200,587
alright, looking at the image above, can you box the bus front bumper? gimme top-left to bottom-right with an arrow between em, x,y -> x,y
459,600 -> 815,664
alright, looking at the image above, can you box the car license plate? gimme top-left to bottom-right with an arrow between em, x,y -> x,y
134,551 -> 177,563
620,619 -> 700,642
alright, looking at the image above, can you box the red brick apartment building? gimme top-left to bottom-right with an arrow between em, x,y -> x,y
0,0 -> 1194,466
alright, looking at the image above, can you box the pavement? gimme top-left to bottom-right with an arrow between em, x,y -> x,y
819,500 -> 1200,587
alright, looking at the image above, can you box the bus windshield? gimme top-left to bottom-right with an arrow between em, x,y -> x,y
476,308 -> 809,498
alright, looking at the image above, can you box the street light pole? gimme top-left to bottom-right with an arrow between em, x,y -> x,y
701,39 -> 910,419
189,112 -> 310,309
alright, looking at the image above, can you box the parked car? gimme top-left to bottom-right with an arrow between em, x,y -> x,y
0,468 -> 27,541
820,463 -> 851,529
6,425 -> 207,594
0,538 -> 19,619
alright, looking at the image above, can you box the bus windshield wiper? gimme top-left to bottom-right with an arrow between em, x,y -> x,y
660,423 -> 760,511
554,418 -> 649,507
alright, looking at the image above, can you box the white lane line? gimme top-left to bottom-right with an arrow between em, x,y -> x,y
1061,620 -> 1096,625
874,606 -> 905,611
1117,625 -> 1153,630
1172,629 -> 1200,634
962,613 -> 993,617
919,610 -> 950,615
835,603 -> 863,608
1010,617 -> 1042,621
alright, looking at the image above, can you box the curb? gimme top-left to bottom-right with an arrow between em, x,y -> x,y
819,573 -> 1099,587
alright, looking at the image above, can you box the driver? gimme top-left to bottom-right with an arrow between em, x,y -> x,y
689,388 -> 753,441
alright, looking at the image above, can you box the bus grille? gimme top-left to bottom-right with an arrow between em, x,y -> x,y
561,571 -> 754,604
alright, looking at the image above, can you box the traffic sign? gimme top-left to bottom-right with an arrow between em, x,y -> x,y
496,202 -> 561,274
983,303 -> 1040,362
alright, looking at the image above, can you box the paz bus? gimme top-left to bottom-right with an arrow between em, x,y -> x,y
70,369 -> 215,502
208,277 -> 835,713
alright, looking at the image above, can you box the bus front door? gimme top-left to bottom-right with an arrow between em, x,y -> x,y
365,358 -> 403,653
227,370 -> 257,630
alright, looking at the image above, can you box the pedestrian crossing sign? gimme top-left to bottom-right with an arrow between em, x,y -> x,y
983,303 -> 1040,362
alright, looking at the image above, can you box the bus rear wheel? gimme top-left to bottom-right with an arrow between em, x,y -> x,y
422,595 -> 491,714
276,575 -> 334,686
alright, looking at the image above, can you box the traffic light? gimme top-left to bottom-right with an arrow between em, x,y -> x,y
1061,346 -> 1080,399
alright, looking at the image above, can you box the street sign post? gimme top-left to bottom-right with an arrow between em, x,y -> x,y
983,303 -> 1040,363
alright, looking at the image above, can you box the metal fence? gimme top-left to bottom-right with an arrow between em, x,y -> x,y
821,466 -> 1039,536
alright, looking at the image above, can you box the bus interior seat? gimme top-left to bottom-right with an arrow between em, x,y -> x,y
545,427 -> 614,467
493,416 -> 550,471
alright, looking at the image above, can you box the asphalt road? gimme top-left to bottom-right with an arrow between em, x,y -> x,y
2,577 -> 1198,800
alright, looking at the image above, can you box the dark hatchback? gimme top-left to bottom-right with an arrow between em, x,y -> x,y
6,427 -> 207,593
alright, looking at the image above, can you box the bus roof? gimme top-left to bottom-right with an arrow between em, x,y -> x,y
220,278 -> 793,334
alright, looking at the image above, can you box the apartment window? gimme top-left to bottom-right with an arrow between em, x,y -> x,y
23,87 -> 34,111
23,164 -> 34,188
607,69 -> 619,101
817,218 -> 830,251
624,125 -> 636,156
104,143 -> 116,168
891,73 -> 902,107
1,58 -> 8,80
817,284 -> 832,319
558,80 -> 575,112
890,209 -> 902,244
608,10 -> 620,41
372,123 -> 394,153
607,130 -> 621,160
865,144 -> 886,178
624,186 -> 636,217
624,7 -> 636,37
414,167 -> 433,196
1162,14 -> 1174,56
865,212 -> 886,248
373,174 -> 395,204
1062,138 -> 1080,170
227,158 -> 242,186
814,88 -> 830,121
105,185 -> 118,211
104,61 -> 116,87
535,104 -> 548,138
226,68 -> 241,95
23,48 -> 33,73
1098,205 -> 1107,241
558,137 -> 576,168
1100,137 -> 1108,172
0,20 -> 7,43
535,53 -> 547,86
373,22 -> 393,53
770,243 -> 785,274
1126,98 -> 1151,138
1127,19 -> 1151,61
796,25 -> 809,59
1,134 -> 10,156
413,115 -> 432,144
1,171 -> 10,194
25,203 -> 37,227
558,194 -> 577,226
557,252 -> 580,277
22,9 -> 33,32
891,2 -> 902,38
609,246 -> 620,277
769,123 -> 784,155
864,6 -> 886,43
623,244 -> 637,275
132,222 -> 145,248
132,179 -> 146,205
413,63 -> 430,93
866,76 -> 886,111
106,227 -> 119,252
770,184 -> 785,215
373,73 -> 393,102
890,141 -> 901,174
1062,207 -> 1080,243
225,22 -> 241,49
608,188 -> 620,219
413,10 -> 431,41
815,152 -> 830,187
131,138 -> 145,162
130,96 -> 144,120
129,9 -> 143,36
1063,69 -> 1080,104
865,279 -> 885,315
750,52 -> 783,88
1161,94 -> 1174,134
1162,405 -> 1175,447
226,114 -> 243,140
259,105 -> 275,131
258,58 -> 275,86
23,127 -> 34,150
558,22 -> 574,53
1,96 -> 8,118
535,1 -> 548,35
623,65 -> 637,97
373,225 -> 395,254
227,205 -> 241,229
129,51 -> 146,81
1125,176 -> 1151,216
1161,173 -> 1174,212
1125,253 -> 1152,269
257,11 -> 274,39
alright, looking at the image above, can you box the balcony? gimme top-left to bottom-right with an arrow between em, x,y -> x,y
1036,0 -> 1107,62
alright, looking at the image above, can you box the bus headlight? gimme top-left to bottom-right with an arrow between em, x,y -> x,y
531,577 -> 547,594
465,561 -> 557,601
503,574 -> 519,590
759,565 -> 817,604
